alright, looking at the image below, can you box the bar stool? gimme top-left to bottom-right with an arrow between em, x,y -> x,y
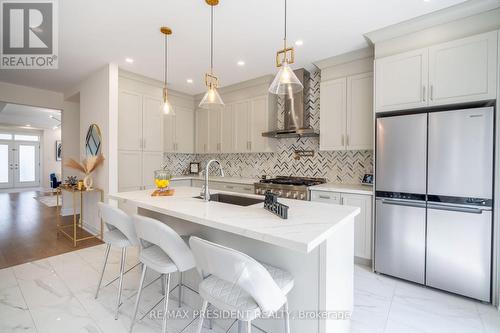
95,202 -> 140,320
189,237 -> 294,333
129,215 -> 196,333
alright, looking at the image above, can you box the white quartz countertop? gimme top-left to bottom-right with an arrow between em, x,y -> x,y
171,175 -> 258,185
109,187 -> 359,253
309,183 -> 374,196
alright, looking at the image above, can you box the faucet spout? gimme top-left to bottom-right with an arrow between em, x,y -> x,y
202,159 -> 224,202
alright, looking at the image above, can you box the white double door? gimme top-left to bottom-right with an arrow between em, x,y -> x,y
0,141 -> 40,189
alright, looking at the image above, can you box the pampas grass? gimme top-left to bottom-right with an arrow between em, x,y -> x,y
65,153 -> 105,175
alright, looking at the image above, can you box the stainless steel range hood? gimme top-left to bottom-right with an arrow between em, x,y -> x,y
262,68 -> 319,139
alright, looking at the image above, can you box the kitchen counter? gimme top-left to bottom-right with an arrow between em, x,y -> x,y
110,186 -> 359,253
110,186 -> 357,333
171,175 -> 258,185
309,182 -> 374,195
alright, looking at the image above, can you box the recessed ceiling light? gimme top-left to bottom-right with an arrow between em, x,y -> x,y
25,124 -> 31,127
125,58 -> 134,63
237,60 -> 245,66
295,40 -> 303,46
186,79 -> 193,84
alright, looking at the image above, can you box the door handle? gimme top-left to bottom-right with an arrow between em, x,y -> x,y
427,203 -> 485,214
380,198 -> 426,208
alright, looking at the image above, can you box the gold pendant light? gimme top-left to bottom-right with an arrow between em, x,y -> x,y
199,0 -> 224,109
160,26 -> 175,115
269,0 -> 303,95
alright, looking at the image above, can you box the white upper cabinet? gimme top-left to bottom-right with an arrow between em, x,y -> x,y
208,108 -> 221,153
195,108 -> 209,154
375,31 -> 498,112
347,73 -> 374,150
220,104 -> 235,153
320,73 -> 373,151
249,96 -> 273,153
118,91 -> 143,151
164,106 -> 195,153
428,31 -> 497,106
320,78 -> 346,151
142,96 -> 163,152
375,48 -> 428,112
174,106 -> 194,153
234,101 -> 251,152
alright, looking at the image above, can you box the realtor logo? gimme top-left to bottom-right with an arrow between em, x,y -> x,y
1,0 -> 58,69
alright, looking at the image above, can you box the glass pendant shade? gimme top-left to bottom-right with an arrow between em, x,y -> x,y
162,99 -> 174,115
199,86 -> 224,109
268,61 -> 303,95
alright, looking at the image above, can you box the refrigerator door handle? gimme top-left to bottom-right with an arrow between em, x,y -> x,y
379,198 -> 427,208
427,203 -> 485,214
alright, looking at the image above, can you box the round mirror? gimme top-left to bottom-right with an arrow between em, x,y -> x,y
85,124 -> 102,156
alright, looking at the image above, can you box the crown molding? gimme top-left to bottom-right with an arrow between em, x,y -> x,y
314,47 -> 374,70
364,0 -> 500,44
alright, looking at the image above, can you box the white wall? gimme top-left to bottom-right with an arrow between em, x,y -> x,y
76,63 -> 119,233
42,127 -> 61,189
60,101 -> 80,213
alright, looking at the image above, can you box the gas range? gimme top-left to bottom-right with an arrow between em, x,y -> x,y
254,176 -> 327,200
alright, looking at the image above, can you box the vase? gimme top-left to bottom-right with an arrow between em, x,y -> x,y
83,174 -> 93,190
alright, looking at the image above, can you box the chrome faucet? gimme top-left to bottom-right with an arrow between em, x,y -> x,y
201,159 -> 224,201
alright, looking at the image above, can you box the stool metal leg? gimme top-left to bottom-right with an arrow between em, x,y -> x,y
196,300 -> 208,333
129,265 -> 147,333
95,243 -> 111,299
115,247 -> 127,320
238,320 -> 243,333
284,301 -> 290,333
247,320 -> 252,333
178,271 -> 183,308
161,274 -> 171,333
161,274 -> 165,295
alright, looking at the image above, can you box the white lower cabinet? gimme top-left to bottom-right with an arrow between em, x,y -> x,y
310,190 -> 372,260
169,179 -> 192,187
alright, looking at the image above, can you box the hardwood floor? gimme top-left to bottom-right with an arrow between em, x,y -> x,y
0,190 -> 102,269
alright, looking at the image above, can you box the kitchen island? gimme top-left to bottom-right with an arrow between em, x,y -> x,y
109,187 -> 359,333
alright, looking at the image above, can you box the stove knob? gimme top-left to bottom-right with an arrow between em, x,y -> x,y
256,189 -> 262,195
292,192 -> 298,199
299,193 -> 305,200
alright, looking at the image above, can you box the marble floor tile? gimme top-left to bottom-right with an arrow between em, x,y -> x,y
0,285 -> 37,332
0,267 -> 18,290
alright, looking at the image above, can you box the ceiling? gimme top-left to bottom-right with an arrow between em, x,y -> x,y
0,103 -> 61,130
0,0 -> 467,95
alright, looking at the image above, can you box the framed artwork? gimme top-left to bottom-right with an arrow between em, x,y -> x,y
56,140 -> 62,161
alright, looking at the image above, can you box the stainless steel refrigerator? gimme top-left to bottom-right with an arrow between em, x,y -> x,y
374,106 -> 494,302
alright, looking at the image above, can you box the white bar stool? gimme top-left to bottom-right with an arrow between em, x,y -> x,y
129,215 -> 196,333
95,202 -> 140,320
189,236 -> 294,333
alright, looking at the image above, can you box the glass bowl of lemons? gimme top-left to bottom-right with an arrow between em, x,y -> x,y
154,170 -> 171,192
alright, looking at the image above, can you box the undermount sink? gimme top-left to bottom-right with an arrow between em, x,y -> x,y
193,193 -> 263,207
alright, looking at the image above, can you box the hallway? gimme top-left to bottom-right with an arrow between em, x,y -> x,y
0,190 -> 102,269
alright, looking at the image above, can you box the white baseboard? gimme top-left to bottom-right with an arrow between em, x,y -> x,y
81,219 -> 100,236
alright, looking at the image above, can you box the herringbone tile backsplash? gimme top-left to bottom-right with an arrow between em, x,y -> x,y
163,70 -> 373,184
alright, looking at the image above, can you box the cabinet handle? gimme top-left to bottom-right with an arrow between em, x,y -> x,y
226,185 -> 234,189
422,86 -> 426,102
341,134 -> 345,146
204,143 -> 207,153
319,195 -> 331,199
143,139 -> 146,149
346,135 -> 349,146
341,197 -> 344,205
248,141 -> 252,151
430,85 -> 434,101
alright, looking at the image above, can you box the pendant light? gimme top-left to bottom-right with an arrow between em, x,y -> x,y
160,26 -> 175,115
268,0 -> 303,95
199,0 -> 224,109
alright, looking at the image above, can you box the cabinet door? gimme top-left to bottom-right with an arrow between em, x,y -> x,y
234,101 -> 250,152
118,91 -> 142,150
174,106 -> 195,153
142,151 -> 163,189
319,78 -> 346,151
342,193 -> 372,260
142,96 -> 163,152
196,109 -> 209,153
310,190 -> 341,204
375,48 -> 428,112
220,104 -> 235,153
428,31 -> 497,106
249,96 -> 272,152
163,112 -> 175,152
347,73 -> 373,150
208,109 -> 221,153
118,150 -> 142,192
